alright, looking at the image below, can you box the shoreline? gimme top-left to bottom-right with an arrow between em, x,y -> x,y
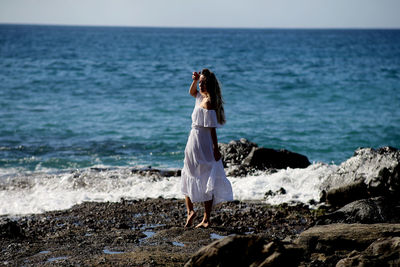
0,198 -> 317,266
2,145 -> 400,265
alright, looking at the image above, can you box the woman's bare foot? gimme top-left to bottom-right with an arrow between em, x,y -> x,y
195,220 -> 210,228
184,210 -> 197,228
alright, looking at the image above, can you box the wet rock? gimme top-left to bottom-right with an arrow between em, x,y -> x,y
255,241 -> 303,267
131,167 -> 181,180
264,187 -> 286,199
322,147 -> 400,206
90,167 -> 110,172
219,138 -> 258,167
243,147 -> 311,170
0,219 -> 25,239
317,196 -> 400,224
336,236 -> 400,266
219,138 -> 310,176
326,180 -> 368,207
295,223 -> 400,254
184,235 -> 303,267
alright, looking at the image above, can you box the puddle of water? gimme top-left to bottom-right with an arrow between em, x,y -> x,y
103,249 -> 124,255
210,233 -> 225,240
133,212 -> 153,218
172,241 -> 185,247
140,224 -> 166,230
138,224 -> 167,243
142,231 -> 155,239
39,251 -> 51,254
47,256 -> 68,262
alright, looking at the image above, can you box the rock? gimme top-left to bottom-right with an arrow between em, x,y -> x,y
219,138 -> 310,176
322,147 -> 400,207
219,139 -> 258,167
243,147 -> 311,170
184,235 -> 303,267
256,242 -> 303,267
317,196 -> 400,224
264,187 -> 287,199
325,180 -> 368,207
131,167 -> 181,179
0,219 -> 25,239
184,235 -> 265,266
336,237 -> 400,266
295,223 -> 400,254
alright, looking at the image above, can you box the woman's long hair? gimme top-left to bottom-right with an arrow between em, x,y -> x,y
201,68 -> 226,125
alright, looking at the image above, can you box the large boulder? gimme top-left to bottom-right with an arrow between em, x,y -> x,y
295,223 -> 400,254
185,224 -> 400,266
317,196 -> 400,224
322,147 -> 400,207
184,235 -> 303,267
243,147 -> 311,170
336,236 -> 400,266
219,138 -> 258,167
295,223 -> 400,266
325,180 -> 368,208
219,138 -> 311,176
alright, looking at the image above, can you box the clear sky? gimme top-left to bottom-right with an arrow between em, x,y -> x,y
1,0 -> 399,29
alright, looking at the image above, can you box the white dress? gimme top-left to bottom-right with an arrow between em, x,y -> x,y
181,92 -> 233,205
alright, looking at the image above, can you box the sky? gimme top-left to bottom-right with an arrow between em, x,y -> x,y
0,0 -> 400,29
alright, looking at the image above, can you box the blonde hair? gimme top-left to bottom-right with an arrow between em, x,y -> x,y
201,68 -> 226,125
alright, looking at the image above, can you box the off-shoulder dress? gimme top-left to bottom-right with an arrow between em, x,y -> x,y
181,92 -> 233,205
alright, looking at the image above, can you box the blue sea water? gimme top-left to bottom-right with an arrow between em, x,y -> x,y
1,25 -> 400,172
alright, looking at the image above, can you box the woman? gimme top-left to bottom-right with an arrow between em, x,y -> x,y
181,68 -> 233,228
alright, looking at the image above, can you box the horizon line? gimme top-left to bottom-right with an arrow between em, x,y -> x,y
1,22 -> 399,31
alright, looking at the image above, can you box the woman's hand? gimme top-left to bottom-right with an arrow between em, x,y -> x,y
192,71 -> 200,81
213,148 -> 222,161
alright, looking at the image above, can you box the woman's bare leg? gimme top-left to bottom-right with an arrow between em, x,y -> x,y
196,199 -> 213,228
184,196 -> 196,227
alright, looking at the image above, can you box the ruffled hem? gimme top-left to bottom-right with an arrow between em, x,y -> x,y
181,160 -> 233,206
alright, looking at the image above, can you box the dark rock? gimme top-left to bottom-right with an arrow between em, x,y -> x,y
184,235 -> 303,267
336,236 -> 400,266
0,219 -> 25,239
317,196 -> 400,224
219,138 -> 310,176
90,167 -> 109,172
219,138 -> 258,167
243,147 -> 311,170
116,222 -> 131,229
326,180 -> 368,207
319,190 -> 327,203
264,187 -> 287,199
131,167 -> 181,179
295,223 -> 400,254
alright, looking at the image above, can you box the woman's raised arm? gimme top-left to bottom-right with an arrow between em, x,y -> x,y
189,71 -> 200,97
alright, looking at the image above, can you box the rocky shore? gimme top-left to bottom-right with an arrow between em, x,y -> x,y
1,199 -> 316,266
1,140 -> 400,266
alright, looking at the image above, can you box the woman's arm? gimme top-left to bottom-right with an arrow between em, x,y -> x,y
210,128 -> 222,161
189,72 -> 200,97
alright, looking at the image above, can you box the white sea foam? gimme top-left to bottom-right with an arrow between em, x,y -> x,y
0,163 -> 338,216
230,163 -> 337,205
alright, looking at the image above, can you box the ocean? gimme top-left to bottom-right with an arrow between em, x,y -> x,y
1,25 -> 399,216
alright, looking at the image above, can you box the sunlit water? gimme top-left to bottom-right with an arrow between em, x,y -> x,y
0,25 -> 399,215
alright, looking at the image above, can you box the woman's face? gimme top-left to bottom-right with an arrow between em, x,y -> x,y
199,75 -> 207,93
